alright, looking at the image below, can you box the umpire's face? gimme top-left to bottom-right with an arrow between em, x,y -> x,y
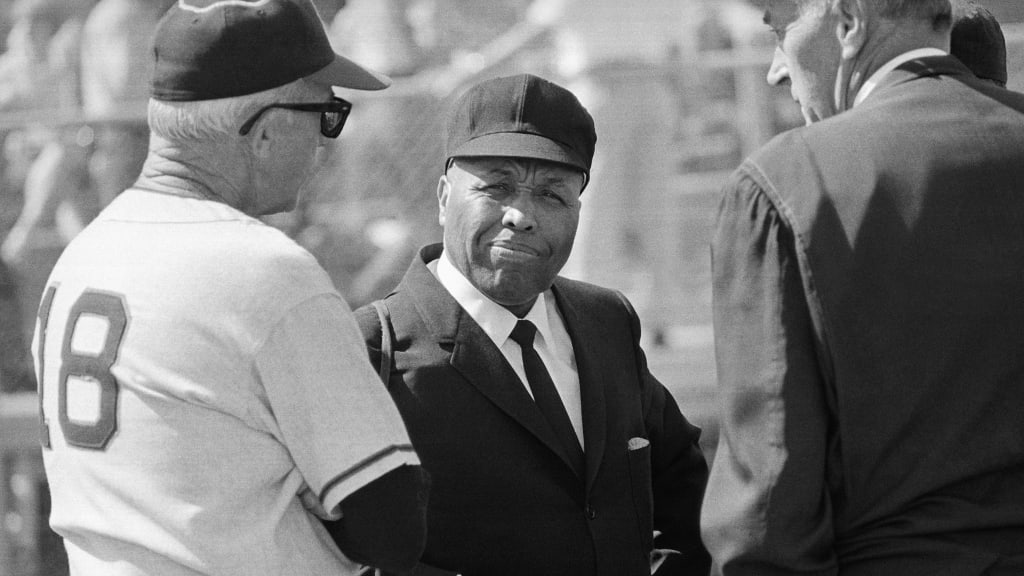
438,157 -> 584,317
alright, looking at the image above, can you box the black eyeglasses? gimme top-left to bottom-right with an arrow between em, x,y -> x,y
238,96 -> 352,139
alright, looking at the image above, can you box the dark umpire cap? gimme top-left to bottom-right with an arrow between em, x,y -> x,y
445,74 -> 597,188
151,0 -> 391,101
951,0 -> 1007,87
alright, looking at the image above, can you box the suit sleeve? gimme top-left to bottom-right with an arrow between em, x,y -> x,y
620,293 -> 712,575
700,168 -> 837,575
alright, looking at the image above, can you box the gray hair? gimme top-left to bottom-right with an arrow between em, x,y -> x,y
951,0 -> 987,19
798,0 -> 953,28
148,79 -> 314,142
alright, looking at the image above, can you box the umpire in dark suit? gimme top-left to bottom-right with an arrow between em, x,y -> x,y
353,74 -> 711,576
703,0 -> 1024,574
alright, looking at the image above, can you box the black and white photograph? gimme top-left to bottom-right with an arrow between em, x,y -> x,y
1,1 -> 1023,574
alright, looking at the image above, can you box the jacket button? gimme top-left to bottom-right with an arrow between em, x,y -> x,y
585,505 -> 596,520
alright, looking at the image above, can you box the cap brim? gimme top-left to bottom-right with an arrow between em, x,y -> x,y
450,132 -> 589,174
308,53 -> 392,91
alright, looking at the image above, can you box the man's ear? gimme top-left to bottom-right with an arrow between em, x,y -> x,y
835,0 -> 867,60
250,115 -> 275,159
436,174 -> 450,227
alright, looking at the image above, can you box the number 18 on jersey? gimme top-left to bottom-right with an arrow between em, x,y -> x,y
36,285 -> 129,452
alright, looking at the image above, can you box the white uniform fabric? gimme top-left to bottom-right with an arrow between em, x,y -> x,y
35,189 -> 418,576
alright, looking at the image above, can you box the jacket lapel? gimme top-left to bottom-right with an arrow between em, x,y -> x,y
449,315 -> 583,477
400,245 -> 582,477
552,281 -> 607,490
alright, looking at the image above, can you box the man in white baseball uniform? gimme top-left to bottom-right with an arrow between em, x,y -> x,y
33,1 -> 427,574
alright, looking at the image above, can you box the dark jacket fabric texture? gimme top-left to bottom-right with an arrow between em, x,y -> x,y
703,55 -> 1024,575
354,244 -> 711,576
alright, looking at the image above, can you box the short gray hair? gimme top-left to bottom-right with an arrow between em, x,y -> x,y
148,79 -> 313,142
798,0 -> 953,28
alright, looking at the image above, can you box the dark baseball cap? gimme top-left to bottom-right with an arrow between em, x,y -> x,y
445,74 -> 596,184
151,0 -> 391,101
951,1 -> 1007,86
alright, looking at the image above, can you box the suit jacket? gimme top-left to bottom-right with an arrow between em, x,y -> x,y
703,55 -> 1024,575
354,244 -> 710,576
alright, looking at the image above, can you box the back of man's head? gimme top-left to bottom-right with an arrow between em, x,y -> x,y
150,0 -> 389,102
147,80 -> 311,143
796,0 -> 953,28
144,0 -> 352,142
950,0 -> 1007,86
139,0 -> 393,215
146,0 -> 390,141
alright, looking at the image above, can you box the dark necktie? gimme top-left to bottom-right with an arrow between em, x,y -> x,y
509,320 -> 585,477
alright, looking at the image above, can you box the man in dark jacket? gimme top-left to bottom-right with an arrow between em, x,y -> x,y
355,74 -> 711,576
703,0 -> 1024,574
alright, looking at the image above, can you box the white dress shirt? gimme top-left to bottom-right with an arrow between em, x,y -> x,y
430,251 -> 585,447
853,47 -> 947,107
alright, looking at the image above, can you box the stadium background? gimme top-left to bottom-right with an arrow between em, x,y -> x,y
1,0 -> 1022,573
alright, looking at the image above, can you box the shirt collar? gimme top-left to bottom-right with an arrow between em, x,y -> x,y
853,47 -> 947,107
435,250 -> 553,350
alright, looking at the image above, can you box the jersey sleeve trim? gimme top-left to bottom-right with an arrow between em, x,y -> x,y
320,443 -> 420,513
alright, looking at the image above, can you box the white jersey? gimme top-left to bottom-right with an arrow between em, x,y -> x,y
34,189 -> 418,576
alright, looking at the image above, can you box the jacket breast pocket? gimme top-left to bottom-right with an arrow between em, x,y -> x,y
626,437 -> 654,553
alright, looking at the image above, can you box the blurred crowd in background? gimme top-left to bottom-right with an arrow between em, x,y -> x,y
0,0 -> 169,396
0,0 -> 806,397
1,0 -> 1023,387
1,0 -> 1023,397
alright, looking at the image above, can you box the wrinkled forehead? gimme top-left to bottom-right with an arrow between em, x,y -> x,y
451,156 -> 585,186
